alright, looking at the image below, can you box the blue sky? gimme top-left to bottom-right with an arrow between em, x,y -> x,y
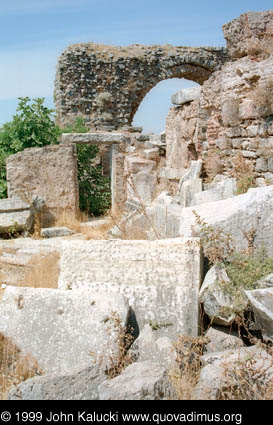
0,0 -> 272,133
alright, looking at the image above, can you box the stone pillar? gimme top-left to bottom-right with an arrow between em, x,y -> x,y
111,145 -> 126,213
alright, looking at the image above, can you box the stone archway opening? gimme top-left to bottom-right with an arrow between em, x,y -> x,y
55,43 -> 229,130
132,78 -> 200,133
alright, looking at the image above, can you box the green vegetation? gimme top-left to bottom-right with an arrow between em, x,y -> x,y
193,211 -> 273,313
0,98 -> 111,216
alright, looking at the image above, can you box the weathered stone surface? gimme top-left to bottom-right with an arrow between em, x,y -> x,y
171,87 -> 201,105
98,360 -> 173,400
0,286 -> 130,373
178,160 -> 203,190
143,148 -> 159,161
159,167 -> 184,180
165,102 -> 200,171
193,177 -> 237,206
0,196 -> 45,235
179,178 -> 202,208
0,237 -> 62,286
179,186 -> 273,256
58,238 -> 201,338
55,43 -> 228,129
61,132 -> 130,145
199,264 -> 238,326
125,155 -> 157,205
129,324 -> 176,366
193,345 -> 273,400
223,10 -> 273,58
245,288 -> 273,342
8,365 -> 104,400
41,227 -> 74,238
6,145 -> 79,224
0,197 -> 30,233
204,326 -> 244,353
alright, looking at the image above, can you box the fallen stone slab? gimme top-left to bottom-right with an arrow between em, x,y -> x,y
61,132 -> 130,145
0,286 -> 130,374
245,288 -> 273,342
8,364 -> 104,400
199,264 -> 240,327
193,177 -> 237,206
204,326 -> 244,353
129,324 -> 176,366
58,238 -> 201,339
193,345 -> 273,400
41,227 -> 74,238
171,87 -> 201,105
0,197 -> 30,233
98,360 -> 174,400
0,238 -> 62,286
179,186 -> 273,255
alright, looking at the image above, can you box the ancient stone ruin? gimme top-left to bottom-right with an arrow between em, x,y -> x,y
1,10 -> 273,401
54,44 -> 229,129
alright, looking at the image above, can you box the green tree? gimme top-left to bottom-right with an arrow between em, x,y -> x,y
0,97 -> 60,197
0,98 -> 111,216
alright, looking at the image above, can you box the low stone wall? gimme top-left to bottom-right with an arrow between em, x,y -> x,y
6,144 -> 79,224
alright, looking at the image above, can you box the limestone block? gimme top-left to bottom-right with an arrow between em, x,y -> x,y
180,178 -> 203,208
204,326 -> 244,353
8,365 -> 104,400
179,186 -> 273,256
245,288 -> 273,342
221,99 -> 239,127
268,158 -> 273,173
58,238 -> 202,339
143,148 -> 159,161
129,324 -> 176,366
199,264 -> 239,326
178,160 -> 202,191
41,227 -> 75,238
192,177 -> 237,206
255,158 -> 268,173
146,203 -> 183,240
98,360 -> 174,400
171,87 -> 201,105
159,167 -> 184,180
0,286 -> 130,373
61,132 -> 130,145
193,345 -> 273,400
6,145 -> 79,222
0,197 -> 30,233
0,238 -> 62,286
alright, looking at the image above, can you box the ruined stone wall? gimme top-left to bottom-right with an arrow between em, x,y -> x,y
6,145 -> 79,224
165,11 -> 273,185
55,43 -> 229,130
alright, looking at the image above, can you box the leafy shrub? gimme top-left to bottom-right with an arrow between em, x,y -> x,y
0,99 -> 111,216
0,97 -> 60,198
61,118 -> 111,216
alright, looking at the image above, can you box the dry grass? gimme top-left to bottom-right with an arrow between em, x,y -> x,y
249,77 -> 273,118
53,209 -> 88,233
218,344 -> 273,400
18,251 -> 60,289
90,310 -> 135,379
168,335 -> 208,400
231,152 -> 256,194
0,333 -> 42,400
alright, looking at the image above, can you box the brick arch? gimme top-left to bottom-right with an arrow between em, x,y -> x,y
55,43 -> 229,129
